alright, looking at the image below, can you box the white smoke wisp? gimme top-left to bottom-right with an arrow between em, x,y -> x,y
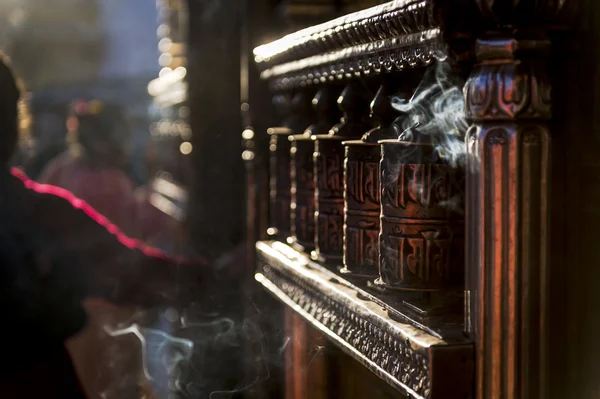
104,323 -> 194,383
102,308 -> 277,399
390,61 -> 469,169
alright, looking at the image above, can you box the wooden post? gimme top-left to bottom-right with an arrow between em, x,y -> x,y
463,7 -> 563,395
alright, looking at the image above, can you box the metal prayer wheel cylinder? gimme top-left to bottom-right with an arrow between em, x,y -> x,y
340,79 -> 401,277
290,135 -> 317,251
377,138 -> 465,291
268,127 -> 293,238
312,82 -> 371,264
313,135 -> 346,262
289,88 -> 339,252
341,140 -> 381,277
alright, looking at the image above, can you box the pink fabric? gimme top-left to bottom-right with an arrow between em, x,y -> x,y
39,152 -> 136,236
11,167 -> 198,265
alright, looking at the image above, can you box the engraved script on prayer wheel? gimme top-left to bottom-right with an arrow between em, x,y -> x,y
313,82 -> 370,264
341,82 -> 398,278
377,133 -> 465,291
290,88 -> 338,252
342,141 -> 380,277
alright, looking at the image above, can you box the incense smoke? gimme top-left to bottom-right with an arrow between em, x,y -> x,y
100,304 -> 274,399
391,61 -> 468,169
104,318 -> 194,399
390,61 -> 468,215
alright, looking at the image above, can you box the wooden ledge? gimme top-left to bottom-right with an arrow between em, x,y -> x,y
255,240 -> 473,399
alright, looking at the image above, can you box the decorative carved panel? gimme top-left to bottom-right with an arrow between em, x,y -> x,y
256,241 -> 473,399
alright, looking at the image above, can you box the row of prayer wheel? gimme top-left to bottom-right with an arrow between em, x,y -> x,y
268,78 -> 465,292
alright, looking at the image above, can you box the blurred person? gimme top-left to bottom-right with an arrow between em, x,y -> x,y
24,98 -> 69,179
0,53 -> 211,398
37,102 -> 189,398
39,99 -> 137,235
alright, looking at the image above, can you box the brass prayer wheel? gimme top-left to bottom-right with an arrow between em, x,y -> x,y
313,82 -> 370,264
341,139 -> 381,277
376,132 -> 465,291
313,135 -> 347,262
340,81 -> 399,278
290,88 -> 339,252
270,91 -> 313,240
290,134 -> 317,251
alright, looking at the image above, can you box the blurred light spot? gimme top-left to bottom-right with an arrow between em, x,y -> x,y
174,66 -> 187,79
158,8 -> 170,20
67,116 -> 78,132
180,142 -> 192,155
159,67 -> 172,77
179,106 -> 189,118
88,100 -> 103,115
242,129 -> 254,140
164,308 -> 179,323
241,102 -> 250,112
242,150 -> 254,161
181,127 -> 192,140
147,81 -> 160,97
267,228 -> 276,236
158,38 -> 173,53
157,24 -> 170,37
159,53 -> 173,67
150,122 -> 158,136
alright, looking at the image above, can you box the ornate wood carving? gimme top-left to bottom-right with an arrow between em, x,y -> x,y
313,82 -> 371,264
253,0 -> 436,66
256,241 -> 473,399
464,30 -> 553,399
253,0 -> 442,91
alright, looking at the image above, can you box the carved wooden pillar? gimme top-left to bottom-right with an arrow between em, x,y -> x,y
284,311 -> 330,399
463,3 -> 563,394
